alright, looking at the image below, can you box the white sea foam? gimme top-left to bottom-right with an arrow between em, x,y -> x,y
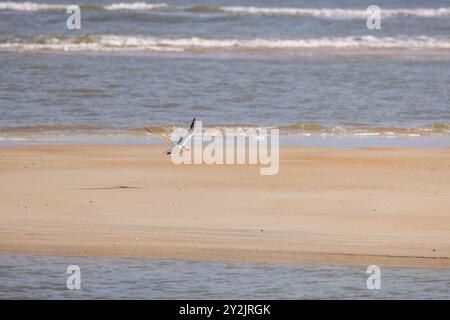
220,6 -> 450,18
0,1 -> 169,11
1,35 -> 449,52
0,1 -> 66,11
104,2 -> 169,11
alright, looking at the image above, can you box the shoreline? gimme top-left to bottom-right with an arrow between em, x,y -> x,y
1,243 -> 449,269
1,132 -> 450,149
1,144 -> 449,267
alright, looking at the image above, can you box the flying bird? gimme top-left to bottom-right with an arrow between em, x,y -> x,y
145,118 -> 196,155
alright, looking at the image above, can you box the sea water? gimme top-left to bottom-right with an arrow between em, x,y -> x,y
0,255 -> 449,299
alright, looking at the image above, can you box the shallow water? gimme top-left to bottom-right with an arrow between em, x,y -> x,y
1,53 -> 450,132
0,255 -> 449,299
0,0 -> 449,141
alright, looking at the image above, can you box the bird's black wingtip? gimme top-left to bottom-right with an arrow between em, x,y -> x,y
190,117 -> 196,130
144,127 -> 153,133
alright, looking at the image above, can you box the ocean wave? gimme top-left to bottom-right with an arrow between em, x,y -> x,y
0,1 -> 169,11
220,6 -> 450,19
1,123 -> 449,137
1,2 -> 449,19
0,1 -> 66,11
1,35 -> 450,52
103,2 -> 169,11
0,124 -> 100,132
280,123 -> 450,136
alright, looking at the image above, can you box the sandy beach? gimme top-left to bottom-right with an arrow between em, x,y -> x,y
0,144 -> 449,267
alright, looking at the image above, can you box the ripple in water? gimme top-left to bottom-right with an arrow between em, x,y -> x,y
0,255 -> 449,299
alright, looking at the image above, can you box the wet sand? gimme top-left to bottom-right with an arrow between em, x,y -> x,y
1,144 -> 449,267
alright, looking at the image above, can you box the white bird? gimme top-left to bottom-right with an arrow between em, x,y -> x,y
145,118 -> 196,155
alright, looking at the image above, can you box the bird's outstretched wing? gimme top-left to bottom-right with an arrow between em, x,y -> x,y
144,127 -> 175,148
145,118 -> 196,155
